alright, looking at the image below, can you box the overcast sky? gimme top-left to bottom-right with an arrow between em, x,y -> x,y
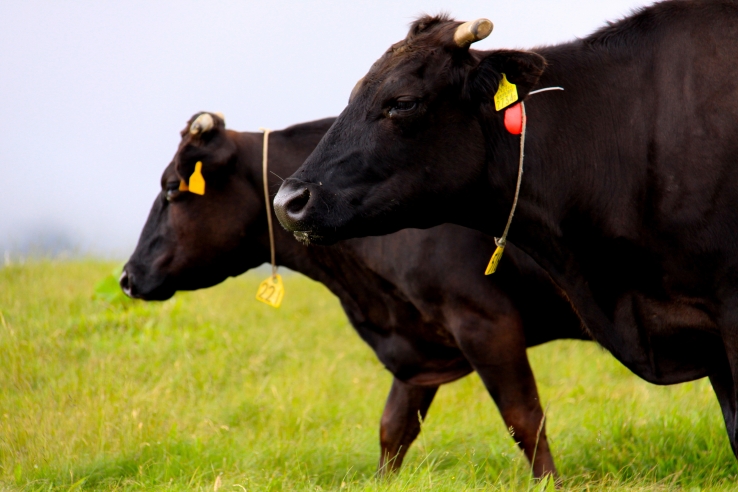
0,0 -> 652,257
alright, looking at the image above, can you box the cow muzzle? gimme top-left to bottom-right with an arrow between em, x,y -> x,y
119,263 -> 175,301
274,178 -> 319,232
274,178 -> 353,245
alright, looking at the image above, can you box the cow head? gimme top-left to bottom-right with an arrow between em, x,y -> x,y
121,112 -> 268,300
274,15 -> 545,243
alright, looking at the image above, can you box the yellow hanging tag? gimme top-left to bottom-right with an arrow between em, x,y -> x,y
484,243 -> 505,275
255,274 -> 285,308
179,180 -> 189,191
188,161 -> 206,195
494,74 -> 519,112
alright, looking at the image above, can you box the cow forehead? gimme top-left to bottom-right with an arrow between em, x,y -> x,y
365,49 -> 437,86
355,73 -> 415,106
353,17 -> 465,102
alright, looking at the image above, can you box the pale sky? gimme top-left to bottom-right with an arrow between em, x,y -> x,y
0,0 -> 652,257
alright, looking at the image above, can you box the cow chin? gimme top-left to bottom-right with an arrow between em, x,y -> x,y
123,270 -> 229,301
290,212 -> 407,245
132,287 -> 176,302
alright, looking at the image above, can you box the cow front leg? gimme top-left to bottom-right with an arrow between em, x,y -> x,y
378,377 -> 438,474
452,313 -> 557,478
710,320 -> 738,457
709,366 -> 737,456
477,357 -> 556,479
717,302 -> 738,457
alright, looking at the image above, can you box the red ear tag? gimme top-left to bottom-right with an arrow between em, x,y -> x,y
504,103 -> 524,135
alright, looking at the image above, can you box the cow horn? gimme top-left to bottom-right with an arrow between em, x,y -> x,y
189,113 -> 215,135
454,18 -> 493,47
214,112 -> 225,124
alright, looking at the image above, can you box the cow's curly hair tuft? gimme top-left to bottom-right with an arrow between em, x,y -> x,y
407,13 -> 452,39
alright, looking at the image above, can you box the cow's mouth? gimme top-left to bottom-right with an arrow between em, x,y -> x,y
292,230 -> 336,246
119,266 -> 177,301
292,231 -> 313,245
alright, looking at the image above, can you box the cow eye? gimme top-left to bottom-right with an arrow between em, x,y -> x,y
388,99 -> 418,118
165,181 -> 181,202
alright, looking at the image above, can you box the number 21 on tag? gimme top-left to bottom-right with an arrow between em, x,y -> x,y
255,274 -> 285,308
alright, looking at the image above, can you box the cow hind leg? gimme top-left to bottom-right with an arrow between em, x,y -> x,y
377,377 -> 438,475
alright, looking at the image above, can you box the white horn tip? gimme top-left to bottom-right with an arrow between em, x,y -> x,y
189,112 -> 215,135
454,18 -> 493,47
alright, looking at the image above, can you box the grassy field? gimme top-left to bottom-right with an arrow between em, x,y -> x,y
0,261 -> 737,491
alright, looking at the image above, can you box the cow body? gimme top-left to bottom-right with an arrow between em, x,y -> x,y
122,115 -> 587,477
273,1 -> 738,457
516,6 -> 736,386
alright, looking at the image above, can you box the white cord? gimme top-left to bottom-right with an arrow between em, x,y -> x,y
528,86 -> 564,95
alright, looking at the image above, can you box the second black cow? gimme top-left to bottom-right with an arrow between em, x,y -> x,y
121,112 -> 587,477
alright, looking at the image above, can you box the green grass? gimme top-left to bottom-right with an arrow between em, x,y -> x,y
0,260 -> 736,491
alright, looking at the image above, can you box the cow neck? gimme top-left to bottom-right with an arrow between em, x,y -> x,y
508,43 -> 629,256
243,122 -> 370,301
244,126 -> 321,274
480,43 -> 664,369
249,129 -> 303,273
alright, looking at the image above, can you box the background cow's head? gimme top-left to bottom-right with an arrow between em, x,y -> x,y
274,15 -> 545,244
120,112 -> 269,300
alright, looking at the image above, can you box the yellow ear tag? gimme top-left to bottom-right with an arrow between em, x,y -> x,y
179,180 -> 189,191
188,161 -> 206,195
494,74 -> 519,112
484,243 -> 505,275
255,274 -> 285,308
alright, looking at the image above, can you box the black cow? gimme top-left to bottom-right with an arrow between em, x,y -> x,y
273,0 -> 738,459
122,112 -> 587,477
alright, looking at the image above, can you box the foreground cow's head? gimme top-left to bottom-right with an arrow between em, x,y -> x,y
274,15 -> 544,243
121,112 -> 268,300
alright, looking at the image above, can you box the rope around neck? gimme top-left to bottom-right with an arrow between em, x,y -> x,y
485,101 -> 527,275
499,101 -> 526,246
259,128 -> 278,279
485,87 -> 562,274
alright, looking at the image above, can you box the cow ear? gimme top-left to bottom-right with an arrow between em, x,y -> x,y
463,50 -> 546,106
175,129 -> 236,184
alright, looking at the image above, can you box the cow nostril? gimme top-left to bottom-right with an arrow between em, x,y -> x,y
285,188 -> 311,216
119,269 -> 133,297
274,181 -> 316,230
